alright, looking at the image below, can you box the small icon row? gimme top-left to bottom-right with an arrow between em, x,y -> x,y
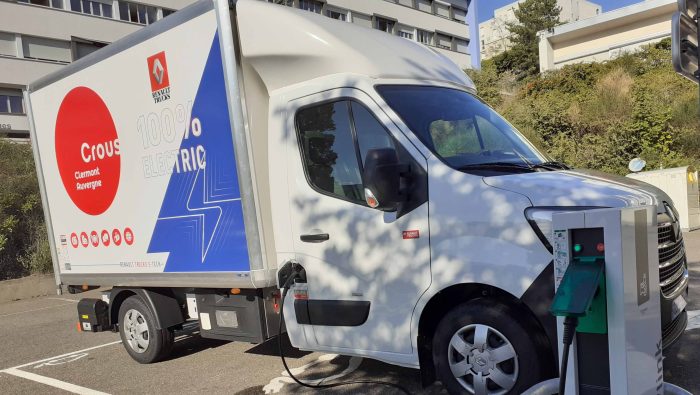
70,228 -> 134,248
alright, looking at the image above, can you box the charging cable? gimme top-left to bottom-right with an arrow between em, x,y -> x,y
277,267 -> 411,394
558,316 -> 578,395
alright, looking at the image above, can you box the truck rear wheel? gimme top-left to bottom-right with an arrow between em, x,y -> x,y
432,300 -> 544,395
118,295 -> 174,364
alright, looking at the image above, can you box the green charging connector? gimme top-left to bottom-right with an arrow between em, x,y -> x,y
551,258 -> 605,319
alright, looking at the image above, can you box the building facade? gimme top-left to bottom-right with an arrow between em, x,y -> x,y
538,0 -> 675,72
479,0 -> 601,60
268,0 -> 474,70
0,0 -> 475,139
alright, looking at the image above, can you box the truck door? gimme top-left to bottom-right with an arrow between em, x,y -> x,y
285,89 -> 430,354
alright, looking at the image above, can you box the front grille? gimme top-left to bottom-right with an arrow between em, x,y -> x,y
658,225 -> 674,244
662,310 -> 687,349
657,213 -> 688,297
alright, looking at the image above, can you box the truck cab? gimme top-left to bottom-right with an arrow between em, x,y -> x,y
237,2 -> 689,393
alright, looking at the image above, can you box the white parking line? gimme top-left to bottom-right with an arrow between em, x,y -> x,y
0,302 -> 76,318
2,368 -> 109,395
687,310 -> 700,331
0,340 -> 122,394
47,297 -> 80,303
2,340 -> 122,371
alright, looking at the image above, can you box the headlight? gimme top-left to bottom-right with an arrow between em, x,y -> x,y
525,207 -> 601,251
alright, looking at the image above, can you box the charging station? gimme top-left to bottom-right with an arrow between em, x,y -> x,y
553,206 -> 664,394
521,206 -> 692,395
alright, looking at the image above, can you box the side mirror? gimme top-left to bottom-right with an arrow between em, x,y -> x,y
363,148 -> 406,211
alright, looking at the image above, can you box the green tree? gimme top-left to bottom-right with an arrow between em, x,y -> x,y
496,0 -> 561,79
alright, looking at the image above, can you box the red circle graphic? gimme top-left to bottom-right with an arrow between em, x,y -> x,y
80,232 -> 89,248
70,233 -> 79,248
90,230 -> 99,247
101,229 -> 111,247
124,227 -> 134,246
55,87 -> 120,216
112,229 -> 122,246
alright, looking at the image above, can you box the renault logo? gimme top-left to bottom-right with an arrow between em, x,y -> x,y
152,58 -> 165,85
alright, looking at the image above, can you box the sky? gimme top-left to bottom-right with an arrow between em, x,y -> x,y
476,0 -> 645,23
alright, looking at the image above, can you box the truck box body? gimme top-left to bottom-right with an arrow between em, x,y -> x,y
27,1 -> 271,289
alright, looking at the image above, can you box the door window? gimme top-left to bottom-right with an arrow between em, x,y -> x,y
296,100 -> 397,205
296,101 -> 364,203
351,102 -> 395,166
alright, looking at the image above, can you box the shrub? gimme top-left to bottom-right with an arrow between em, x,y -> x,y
0,139 -> 51,280
469,40 -> 699,175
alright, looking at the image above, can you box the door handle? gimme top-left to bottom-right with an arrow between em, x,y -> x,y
300,233 -> 329,243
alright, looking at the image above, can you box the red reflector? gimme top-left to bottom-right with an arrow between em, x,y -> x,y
597,243 -> 605,253
403,230 -> 420,239
293,290 -> 308,300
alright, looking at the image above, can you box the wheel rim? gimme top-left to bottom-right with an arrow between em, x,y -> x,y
123,309 -> 150,354
447,324 -> 518,395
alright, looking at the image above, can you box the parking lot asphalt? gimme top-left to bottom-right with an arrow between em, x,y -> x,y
1,232 -> 699,395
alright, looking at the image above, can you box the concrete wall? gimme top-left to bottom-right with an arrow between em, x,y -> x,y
0,274 -> 57,304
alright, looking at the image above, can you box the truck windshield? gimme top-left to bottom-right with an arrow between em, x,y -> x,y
377,85 -> 548,172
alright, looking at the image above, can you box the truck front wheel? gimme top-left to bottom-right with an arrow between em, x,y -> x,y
118,295 -> 174,364
432,300 -> 545,395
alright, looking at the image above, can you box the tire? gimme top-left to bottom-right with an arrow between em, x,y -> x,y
118,295 -> 174,364
432,299 -> 546,395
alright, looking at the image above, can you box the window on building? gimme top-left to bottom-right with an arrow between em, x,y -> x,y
375,17 -> 394,34
326,8 -> 347,21
268,0 -> 293,5
299,0 -> 322,14
454,38 -> 468,54
119,1 -> 157,25
0,91 -> 25,114
434,2 -> 450,18
162,8 -> 175,18
435,33 -> 451,50
397,0 -> 414,7
70,0 -> 113,18
0,32 -> 18,57
417,29 -> 433,45
71,38 -> 108,60
397,25 -> 414,40
453,7 -> 467,23
22,36 -> 71,63
416,0 -> 431,13
352,13 -> 373,28
18,0 -> 63,8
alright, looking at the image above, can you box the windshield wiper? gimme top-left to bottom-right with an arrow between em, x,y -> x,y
532,161 -> 571,170
458,162 -> 535,172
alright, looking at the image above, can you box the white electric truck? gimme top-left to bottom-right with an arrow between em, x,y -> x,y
27,0 -> 689,393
